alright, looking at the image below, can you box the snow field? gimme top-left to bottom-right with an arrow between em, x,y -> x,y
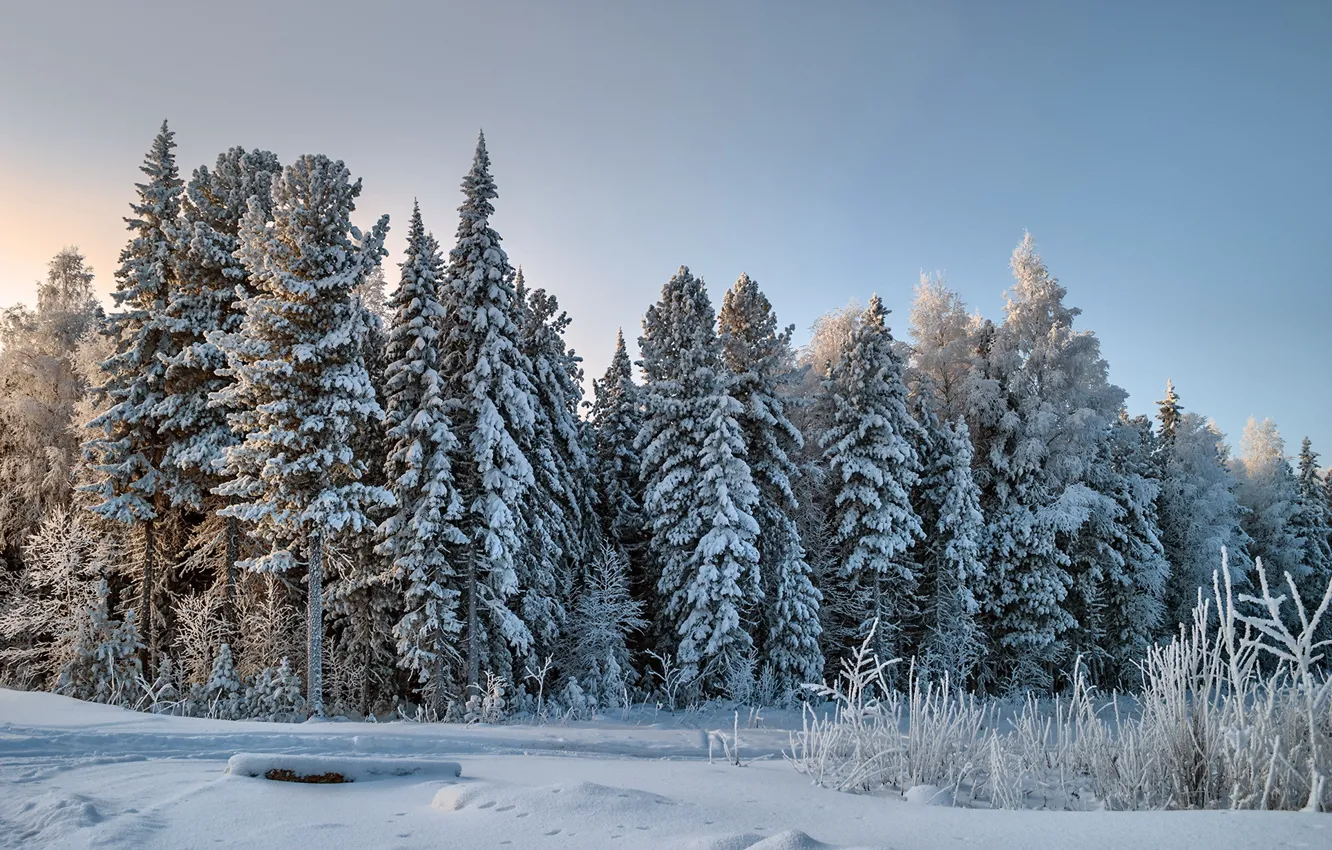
3,688 -> 1329,850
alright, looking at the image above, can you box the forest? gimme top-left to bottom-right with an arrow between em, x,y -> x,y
1,120 -> 1330,729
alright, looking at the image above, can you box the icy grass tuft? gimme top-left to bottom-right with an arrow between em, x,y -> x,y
788,553 -> 1332,811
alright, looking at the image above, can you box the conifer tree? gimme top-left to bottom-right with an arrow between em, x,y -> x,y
82,120 -> 184,665
1155,380 -> 1182,451
164,146 -> 281,616
1292,438 -> 1331,613
821,295 -> 924,665
437,133 -> 537,695
1156,409 -> 1252,629
638,266 -> 761,688
590,330 -> 647,569
1068,414 -> 1168,686
514,271 -> 595,662
968,234 -> 1123,691
376,202 -> 466,713
718,273 -> 822,692
913,411 -> 986,684
216,154 -> 391,716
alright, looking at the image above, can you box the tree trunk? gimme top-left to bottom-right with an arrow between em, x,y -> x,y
141,519 -> 156,671
307,531 -> 324,717
467,555 -> 480,700
224,513 -> 239,634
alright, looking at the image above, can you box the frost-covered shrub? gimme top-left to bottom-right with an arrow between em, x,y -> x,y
57,579 -> 143,707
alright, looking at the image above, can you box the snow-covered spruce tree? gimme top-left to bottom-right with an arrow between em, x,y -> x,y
436,133 -> 537,697
1234,418 -> 1306,605
514,271 -> 597,664
1155,380 -> 1182,453
1156,406 -> 1252,630
637,266 -> 761,689
1293,438 -> 1332,610
82,121 -> 184,665
820,295 -> 924,668
216,154 -> 391,717
0,248 -> 103,563
325,272 -> 399,718
1066,414 -> 1168,687
589,330 -> 648,583
376,202 -> 466,715
910,407 -> 986,685
718,273 -> 822,695
162,147 -> 280,618
967,234 -> 1123,692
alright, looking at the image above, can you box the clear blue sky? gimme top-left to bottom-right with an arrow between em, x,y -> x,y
1,0 -> 1328,457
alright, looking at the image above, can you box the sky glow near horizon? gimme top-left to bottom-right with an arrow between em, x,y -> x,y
0,0 -> 1328,456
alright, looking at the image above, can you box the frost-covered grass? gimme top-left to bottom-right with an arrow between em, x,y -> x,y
789,559 -> 1332,812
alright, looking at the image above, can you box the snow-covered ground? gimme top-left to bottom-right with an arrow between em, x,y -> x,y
1,688 -> 1325,850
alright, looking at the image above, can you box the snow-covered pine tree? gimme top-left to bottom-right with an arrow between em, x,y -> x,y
638,266 -> 762,689
436,133 -> 537,696
83,121 -> 185,666
376,202 -> 466,715
589,330 -> 647,577
1067,414 -> 1168,687
1293,438 -> 1332,607
969,234 -> 1123,692
513,271 -> 597,665
1156,407 -> 1252,630
216,154 -> 392,716
162,147 -> 281,619
0,248 -> 103,563
912,409 -> 987,685
717,273 -> 822,694
820,294 -> 924,667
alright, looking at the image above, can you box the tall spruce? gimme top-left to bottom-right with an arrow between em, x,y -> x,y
912,409 -> 986,684
1293,438 -> 1332,604
216,154 -> 391,716
437,133 -> 537,695
514,271 -> 595,663
968,234 -> 1123,691
1067,414 -> 1168,686
376,202 -> 466,714
82,120 -> 184,666
590,331 -> 647,569
718,273 -> 822,692
821,295 -> 924,666
1156,407 -> 1252,629
165,146 -> 280,617
638,266 -> 761,688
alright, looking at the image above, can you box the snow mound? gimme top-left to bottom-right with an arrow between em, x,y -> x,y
432,779 -> 673,814
684,829 -> 842,850
902,784 -> 954,806
226,753 -> 461,782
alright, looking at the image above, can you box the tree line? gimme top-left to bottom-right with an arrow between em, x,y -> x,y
1,122 -> 1329,718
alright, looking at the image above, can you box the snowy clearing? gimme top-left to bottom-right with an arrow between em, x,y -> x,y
1,689 -> 1326,850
